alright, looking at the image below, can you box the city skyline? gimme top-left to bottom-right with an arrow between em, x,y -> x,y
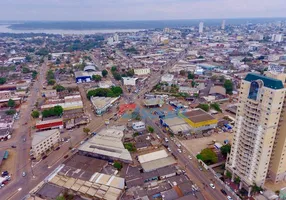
0,0 -> 286,21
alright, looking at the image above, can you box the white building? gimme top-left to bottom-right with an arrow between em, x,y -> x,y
90,96 -> 119,115
122,77 -> 138,86
31,129 -> 61,160
221,20 -> 226,30
114,33 -> 119,43
161,74 -> 174,85
199,22 -> 204,33
272,34 -> 283,43
132,121 -> 146,132
107,37 -> 114,45
134,68 -> 151,76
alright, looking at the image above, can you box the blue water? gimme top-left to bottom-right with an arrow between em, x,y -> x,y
2,18 -> 285,30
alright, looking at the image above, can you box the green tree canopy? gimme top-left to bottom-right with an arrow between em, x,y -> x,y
113,72 -> 122,81
196,104 -> 210,112
53,105 -> 63,116
42,106 -> 63,118
46,70 -> 55,80
188,72 -> 195,79
31,110 -> 40,118
148,126 -> 154,133
197,148 -> 218,165
124,143 -> 136,152
36,48 -> 49,56
210,103 -> 222,112
220,144 -> 231,157
102,69 -> 108,77
87,86 -> 123,99
92,74 -> 102,81
32,71 -> 38,79
224,80 -> 233,95
53,85 -> 65,92
5,109 -> 16,115
7,99 -> 15,108
25,55 -> 32,62
113,161 -> 123,171
83,127 -> 90,134
48,79 -> 56,85
126,69 -> 134,77
0,77 -> 6,85
111,66 -> 117,72
22,67 -> 30,74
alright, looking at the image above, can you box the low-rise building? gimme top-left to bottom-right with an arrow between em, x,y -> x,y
122,77 -> 138,86
90,96 -> 119,115
134,68 -> 151,76
36,118 -> 63,130
42,90 -> 57,98
132,121 -> 146,132
161,74 -> 174,85
31,129 -> 61,160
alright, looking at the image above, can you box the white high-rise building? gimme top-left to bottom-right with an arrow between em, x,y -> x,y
199,22 -> 204,33
221,20 -> 226,30
114,33 -> 119,43
271,34 -> 283,43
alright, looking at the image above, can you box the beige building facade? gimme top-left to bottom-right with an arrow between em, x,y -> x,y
31,129 -> 61,160
226,72 -> 286,195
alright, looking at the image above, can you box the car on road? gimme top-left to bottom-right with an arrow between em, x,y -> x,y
54,146 -> 60,151
22,172 -> 26,177
23,138 -> 26,142
42,155 -> 48,160
227,196 -> 233,200
221,189 -> 227,195
164,138 -> 169,142
64,155 -> 69,159
178,149 -> 182,153
11,145 -> 16,148
1,171 -> 8,177
210,183 -> 215,189
188,155 -> 192,160
167,147 -> 172,152
199,166 -> 203,171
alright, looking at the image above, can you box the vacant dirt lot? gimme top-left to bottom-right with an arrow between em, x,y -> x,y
0,149 -> 16,176
181,131 -> 234,156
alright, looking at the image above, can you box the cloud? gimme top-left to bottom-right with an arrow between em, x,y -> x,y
0,0 -> 285,20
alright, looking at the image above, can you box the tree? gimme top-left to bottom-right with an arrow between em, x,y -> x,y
191,80 -> 196,87
22,67 -> 30,74
7,99 -> 15,108
188,72 -> 195,79
234,177 -> 241,184
113,161 -> 123,171
226,171 -> 232,179
46,70 -> 55,80
113,72 -> 122,81
224,80 -> 233,95
5,109 -> 16,115
180,70 -> 186,76
0,77 -> 6,85
31,110 -> 40,118
210,103 -> 222,112
56,196 -> 65,200
53,105 -> 63,116
111,66 -> 117,72
197,148 -> 218,165
220,144 -> 231,157
92,74 -> 102,81
102,69 -> 108,77
48,79 -> 56,85
148,126 -> 154,133
126,69 -> 134,77
197,104 -> 210,112
32,71 -> 38,79
211,75 -> 217,81
219,75 -> 225,83
25,55 -> 32,62
35,48 -> 49,56
83,127 -> 90,135
53,85 -> 65,92
124,143 -> 136,152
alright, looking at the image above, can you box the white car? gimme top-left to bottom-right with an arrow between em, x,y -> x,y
188,155 -> 192,160
227,196 -> 232,200
210,183 -> 215,189
164,138 -> 169,142
167,147 -> 172,152
178,149 -> 182,153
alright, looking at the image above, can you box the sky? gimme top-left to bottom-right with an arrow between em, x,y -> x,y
0,0 -> 286,21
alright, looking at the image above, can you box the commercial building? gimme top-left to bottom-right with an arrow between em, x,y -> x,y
31,129 -> 61,160
78,126 -> 132,163
271,34 -> 283,43
74,71 -> 101,83
143,98 -> 164,107
134,68 -> 151,76
161,117 -> 192,135
226,72 -> 286,195
41,101 -> 83,111
178,109 -> 218,132
90,96 -> 119,115
221,20 -> 226,30
42,90 -> 57,98
138,150 -> 177,172
161,74 -> 174,85
122,77 -> 138,86
35,118 -> 63,130
132,121 -> 146,132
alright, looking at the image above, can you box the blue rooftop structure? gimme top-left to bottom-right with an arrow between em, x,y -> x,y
244,73 -> 284,90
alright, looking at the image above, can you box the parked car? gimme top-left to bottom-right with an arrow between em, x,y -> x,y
167,147 -> 172,152
209,183 -> 215,189
188,155 -> 192,160
64,155 -> 69,159
227,196 -> 233,200
42,155 -> 48,160
54,146 -> 60,151
11,145 -> 16,148
1,171 -> 8,177
22,172 -> 26,177
178,149 -> 182,153
221,189 -> 227,195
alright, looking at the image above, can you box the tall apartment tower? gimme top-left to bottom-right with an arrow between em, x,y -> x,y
221,20 -> 226,30
199,22 -> 204,33
226,72 -> 286,196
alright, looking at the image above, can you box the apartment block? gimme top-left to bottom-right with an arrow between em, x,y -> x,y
31,129 -> 61,160
226,73 -> 286,195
